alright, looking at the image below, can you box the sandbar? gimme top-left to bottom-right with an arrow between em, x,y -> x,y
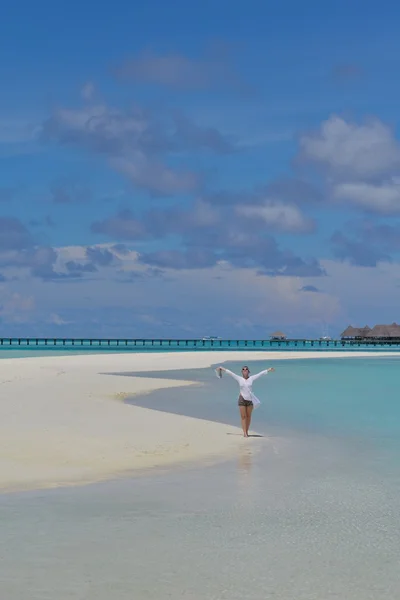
0,350 -> 398,493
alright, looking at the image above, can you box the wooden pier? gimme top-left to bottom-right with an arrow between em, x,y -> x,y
1,337 -> 400,350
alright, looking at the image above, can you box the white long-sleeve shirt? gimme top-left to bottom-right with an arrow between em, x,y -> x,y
223,368 -> 270,407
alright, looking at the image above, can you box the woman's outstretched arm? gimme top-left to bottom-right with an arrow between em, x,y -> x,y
249,367 -> 275,382
217,367 -> 242,382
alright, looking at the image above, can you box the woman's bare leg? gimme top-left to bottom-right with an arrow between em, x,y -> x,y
246,405 -> 253,436
239,406 -> 248,437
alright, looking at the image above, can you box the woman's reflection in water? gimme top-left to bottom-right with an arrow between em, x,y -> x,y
236,447 -> 254,501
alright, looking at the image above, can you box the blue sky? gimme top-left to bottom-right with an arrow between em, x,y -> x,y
2,0 -> 400,338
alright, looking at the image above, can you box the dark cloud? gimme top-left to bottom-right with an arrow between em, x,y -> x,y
42,105 -> 169,157
261,178 -> 322,205
1,245 -> 66,281
140,248 -> 218,270
255,254 -> 325,278
92,187 -> 315,241
111,243 -> 130,255
92,210 -> 149,240
65,260 -> 97,274
172,112 -> 236,154
300,285 -> 320,292
0,217 -> 34,250
0,217 -> 117,281
91,203 -> 218,241
0,240 -> 96,282
113,158 -> 200,196
44,247 -> 119,281
273,258 -> 326,278
92,199 -> 324,277
32,249 -> 115,282
203,184 -> 317,234
363,222 -> 400,250
85,246 -> 115,266
125,266 -> 166,280
331,219 -> 400,266
30,247 -> 65,279
41,101 -> 233,196
331,230 -> 390,267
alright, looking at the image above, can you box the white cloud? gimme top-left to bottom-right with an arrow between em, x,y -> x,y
43,103 -> 201,195
299,115 -> 400,179
0,242 -> 342,334
333,180 -> 400,214
111,155 -> 198,195
48,104 -> 148,138
5,241 -> 400,336
48,313 -> 71,325
236,201 -> 314,233
298,115 -> 400,215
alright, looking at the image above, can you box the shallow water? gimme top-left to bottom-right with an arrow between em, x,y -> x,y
126,356 -> 400,445
1,357 -> 400,599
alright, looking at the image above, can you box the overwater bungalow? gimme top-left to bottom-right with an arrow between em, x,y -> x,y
340,325 -> 371,339
340,323 -> 400,340
270,331 -> 287,340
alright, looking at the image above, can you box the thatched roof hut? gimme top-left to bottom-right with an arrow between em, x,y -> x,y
357,325 -> 371,337
341,323 -> 400,339
366,323 -> 400,338
270,331 -> 286,340
341,326 -> 358,338
340,325 -> 371,338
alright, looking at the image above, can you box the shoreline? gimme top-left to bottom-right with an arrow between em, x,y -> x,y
1,350 -> 399,494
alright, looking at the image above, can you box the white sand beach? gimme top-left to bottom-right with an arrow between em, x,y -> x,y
0,350 -> 399,493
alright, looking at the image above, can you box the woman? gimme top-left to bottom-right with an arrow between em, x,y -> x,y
217,365 -> 275,437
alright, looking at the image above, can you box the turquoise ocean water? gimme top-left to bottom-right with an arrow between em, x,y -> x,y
1,354 -> 400,598
127,356 -> 400,444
